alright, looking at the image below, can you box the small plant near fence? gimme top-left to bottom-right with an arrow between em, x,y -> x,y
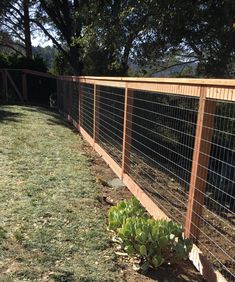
108,197 -> 192,272
108,197 -> 146,231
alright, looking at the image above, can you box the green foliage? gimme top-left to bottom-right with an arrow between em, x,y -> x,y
51,52 -> 73,75
108,197 -> 146,231
1,0 -> 235,76
32,46 -> 57,69
0,53 -> 47,71
119,217 -> 192,271
0,53 -> 8,68
108,199 -> 192,272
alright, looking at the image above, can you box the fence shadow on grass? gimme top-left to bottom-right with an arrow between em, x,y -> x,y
0,106 -> 24,123
24,104 -> 78,133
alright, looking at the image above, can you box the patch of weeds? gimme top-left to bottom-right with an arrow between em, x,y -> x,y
13,229 -> 24,243
16,269 -> 39,280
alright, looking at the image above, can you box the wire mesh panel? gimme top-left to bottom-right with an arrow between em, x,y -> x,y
7,70 -> 23,102
195,98 -> 235,281
80,83 -> 94,137
57,79 -> 64,112
70,80 -> 79,122
27,74 -> 56,105
126,90 -> 199,225
0,70 -> 24,103
96,86 -> 125,166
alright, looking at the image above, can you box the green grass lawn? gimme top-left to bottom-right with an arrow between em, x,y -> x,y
0,105 -> 121,282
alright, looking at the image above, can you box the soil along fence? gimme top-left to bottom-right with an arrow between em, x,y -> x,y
1,69 -> 234,282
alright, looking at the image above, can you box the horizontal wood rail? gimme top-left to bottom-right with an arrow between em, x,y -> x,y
79,76 -> 235,86
78,77 -> 235,101
2,69 -> 234,100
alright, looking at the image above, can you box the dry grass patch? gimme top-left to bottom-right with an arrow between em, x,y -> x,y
0,105 -> 121,282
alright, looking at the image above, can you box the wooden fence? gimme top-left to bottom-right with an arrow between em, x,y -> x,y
1,69 -> 234,282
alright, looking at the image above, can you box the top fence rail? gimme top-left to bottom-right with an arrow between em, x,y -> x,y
67,76 -> 235,102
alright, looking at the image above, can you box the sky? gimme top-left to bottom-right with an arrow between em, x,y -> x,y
32,37 -> 53,47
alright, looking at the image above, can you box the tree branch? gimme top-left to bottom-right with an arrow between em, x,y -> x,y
8,3 -> 24,18
1,22 -> 25,42
30,18 -> 67,56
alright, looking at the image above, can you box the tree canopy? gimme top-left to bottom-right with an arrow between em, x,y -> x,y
0,0 -> 234,77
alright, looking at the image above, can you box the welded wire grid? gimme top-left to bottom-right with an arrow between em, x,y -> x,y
125,91 -> 234,280
196,98 -> 235,281
126,91 -> 198,225
70,80 -> 79,121
95,86 -> 125,166
80,83 -> 94,137
57,79 -> 63,111
26,73 -> 56,104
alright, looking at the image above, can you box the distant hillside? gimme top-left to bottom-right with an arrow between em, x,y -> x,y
152,62 -> 197,77
129,61 -> 197,77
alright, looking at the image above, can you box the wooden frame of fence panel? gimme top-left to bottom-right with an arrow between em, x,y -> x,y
185,86 -> 217,240
22,73 -> 28,102
23,69 -> 56,79
6,70 -> 24,103
122,85 -> 134,176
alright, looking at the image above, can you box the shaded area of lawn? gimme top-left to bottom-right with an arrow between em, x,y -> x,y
0,107 -> 24,123
0,105 -> 121,282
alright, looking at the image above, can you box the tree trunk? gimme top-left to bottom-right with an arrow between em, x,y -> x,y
68,45 -> 83,75
23,0 -> 32,59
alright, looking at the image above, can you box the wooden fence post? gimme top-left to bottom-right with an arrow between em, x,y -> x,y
6,71 -> 24,103
122,84 -> 134,177
22,72 -> 28,102
185,86 -> 217,240
93,84 -> 100,145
